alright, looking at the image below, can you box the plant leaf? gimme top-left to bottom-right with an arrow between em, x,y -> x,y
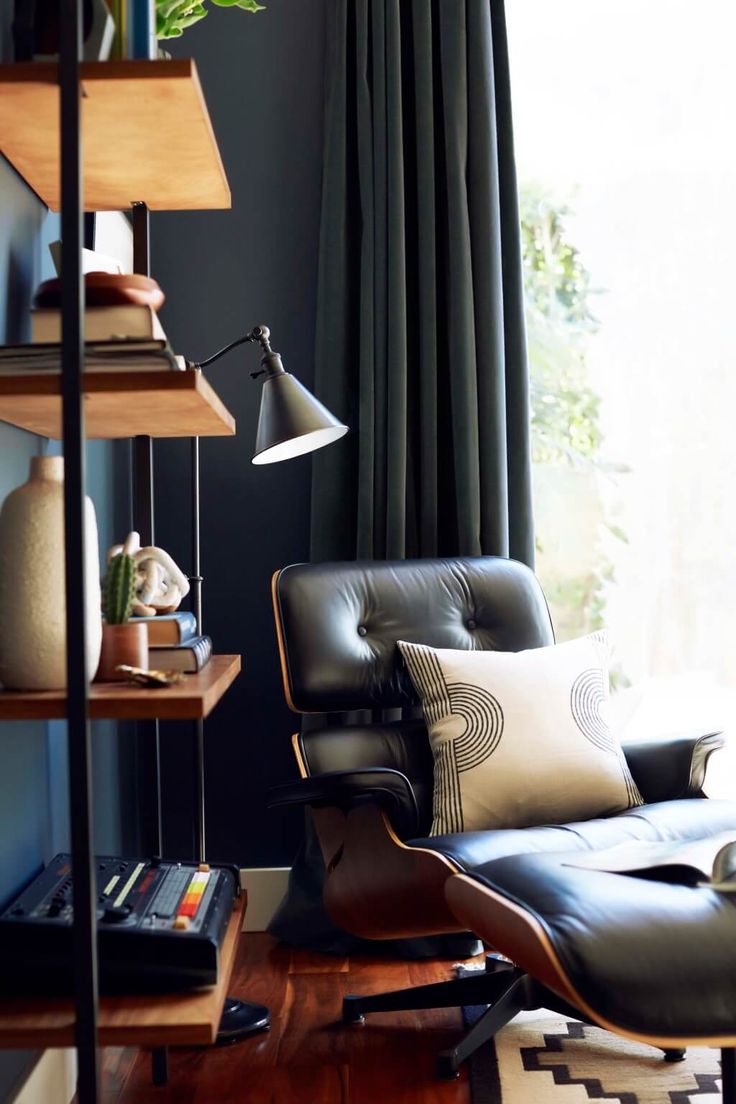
210,0 -> 265,8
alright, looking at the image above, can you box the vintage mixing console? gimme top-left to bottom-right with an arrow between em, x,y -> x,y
0,854 -> 240,994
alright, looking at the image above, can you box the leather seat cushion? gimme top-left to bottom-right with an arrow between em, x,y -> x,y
408,798 -> 736,871
464,828 -> 736,1038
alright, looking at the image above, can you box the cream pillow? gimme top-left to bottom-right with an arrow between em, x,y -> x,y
398,632 -> 643,835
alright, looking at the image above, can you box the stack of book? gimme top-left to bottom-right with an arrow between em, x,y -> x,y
0,303 -> 186,375
134,612 -> 213,673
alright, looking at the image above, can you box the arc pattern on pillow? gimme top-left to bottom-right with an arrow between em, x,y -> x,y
400,643 -> 505,833
570,668 -> 641,807
398,633 -> 644,835
570,668 -> 610,751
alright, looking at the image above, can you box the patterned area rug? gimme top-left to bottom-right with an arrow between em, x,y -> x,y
464,1005 -> 723,1104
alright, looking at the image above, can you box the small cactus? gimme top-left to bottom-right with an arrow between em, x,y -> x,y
103,552 -> 136,625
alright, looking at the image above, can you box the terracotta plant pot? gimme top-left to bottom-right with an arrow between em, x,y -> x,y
96,622 -> 148,682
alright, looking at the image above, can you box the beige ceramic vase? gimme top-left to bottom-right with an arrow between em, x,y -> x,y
0,456 -> 103,690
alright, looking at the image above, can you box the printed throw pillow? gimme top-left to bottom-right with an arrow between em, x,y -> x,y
398,632 -> 643,836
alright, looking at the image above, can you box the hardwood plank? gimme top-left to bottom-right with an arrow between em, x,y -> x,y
276,974 -> 350,1067
100,1047 -> 138,1097
288,949 -> 349,975
118,1063 -> 349,1104
0,896 -> 245,1049
107,934 -> 470,1104
0,655 -> 241,722
0,60 -> 230,211
0,370 -> 236,441
347,956 -> 414,984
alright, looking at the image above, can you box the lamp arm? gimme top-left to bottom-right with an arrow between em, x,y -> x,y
190,325 -> 276,375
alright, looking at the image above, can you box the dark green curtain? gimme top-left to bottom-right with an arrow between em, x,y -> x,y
271,0 -> 531,955
310,0 -> 534,566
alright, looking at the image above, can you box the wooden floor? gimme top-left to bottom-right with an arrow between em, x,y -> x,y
100,933 -> 476,1103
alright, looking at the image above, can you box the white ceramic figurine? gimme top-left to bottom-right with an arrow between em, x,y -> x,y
107,531 -> 190,615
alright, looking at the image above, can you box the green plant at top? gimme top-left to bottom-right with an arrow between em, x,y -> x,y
103,553 -> 136,625
156,0 -> 264,40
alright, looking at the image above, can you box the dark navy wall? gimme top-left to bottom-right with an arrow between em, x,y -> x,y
0,156 -> 128,1097
151,0 -> 327,866
0,155 -> 64,1098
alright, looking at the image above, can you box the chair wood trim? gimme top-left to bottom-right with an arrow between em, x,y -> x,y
291,731 -> 309,779
445,873 -> 736,1049
323,805 -> 463,940
272,569 -> 301,714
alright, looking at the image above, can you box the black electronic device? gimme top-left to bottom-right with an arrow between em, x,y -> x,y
0,854 -> 239,995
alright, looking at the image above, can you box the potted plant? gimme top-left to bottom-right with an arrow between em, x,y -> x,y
156,0 -> 264,41
96,538 -> 148,681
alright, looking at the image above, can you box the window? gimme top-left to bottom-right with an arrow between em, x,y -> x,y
507,1 -> 736,795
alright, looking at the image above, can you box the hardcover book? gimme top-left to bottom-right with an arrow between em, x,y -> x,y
32,304 -> 167,344
0,339 -> 183,374
133,611 -> 198,647
149,634 -> 213,673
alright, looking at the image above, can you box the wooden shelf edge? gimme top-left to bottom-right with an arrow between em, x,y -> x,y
0,58 -> 196,84
0,59 -> 231,212
0,370 -> 237,440
0,655 -> 242,722
0,896 -> 246,1049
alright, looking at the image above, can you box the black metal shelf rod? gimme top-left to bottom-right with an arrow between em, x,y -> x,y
131,200 -> 164,861
60,0 -> 100,1100
191,436 -> 206,862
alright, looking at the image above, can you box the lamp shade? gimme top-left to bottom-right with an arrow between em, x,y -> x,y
252,371 -> 348,465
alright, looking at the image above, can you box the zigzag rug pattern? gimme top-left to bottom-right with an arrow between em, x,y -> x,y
464,1006 -> 723,1104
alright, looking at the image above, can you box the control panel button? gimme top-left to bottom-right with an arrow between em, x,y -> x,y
102,905 -> 131,924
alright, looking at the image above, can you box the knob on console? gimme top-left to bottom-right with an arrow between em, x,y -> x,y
102,905 -> 131,924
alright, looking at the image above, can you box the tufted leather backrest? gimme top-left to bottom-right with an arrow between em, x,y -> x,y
273,557 -> 554,714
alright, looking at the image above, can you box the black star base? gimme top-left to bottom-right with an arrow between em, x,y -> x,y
216,997 -> 271,1045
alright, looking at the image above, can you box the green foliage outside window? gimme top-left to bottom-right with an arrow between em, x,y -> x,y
521,188 -> 627,674
521,189 -> 602,469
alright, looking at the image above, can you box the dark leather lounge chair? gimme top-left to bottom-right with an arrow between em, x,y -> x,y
269,557 -> 736,1077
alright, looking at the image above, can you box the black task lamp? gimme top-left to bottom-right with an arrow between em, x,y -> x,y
192,324 -> 348,463
185,325 -> 347,1045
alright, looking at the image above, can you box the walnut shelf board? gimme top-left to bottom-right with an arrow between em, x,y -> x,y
0,896 -> 245,1049
0,370 -> 236,439
0,655 -> 241,722
0,60 -> 230,211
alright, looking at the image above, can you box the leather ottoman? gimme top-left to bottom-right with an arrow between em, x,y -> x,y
444,846 -> 736,1100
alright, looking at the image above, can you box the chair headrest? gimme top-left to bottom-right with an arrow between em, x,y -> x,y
272,556 -> 553,714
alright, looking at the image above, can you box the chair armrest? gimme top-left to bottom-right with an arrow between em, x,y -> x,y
622,731 -> 725,802
268,768 -> 420,839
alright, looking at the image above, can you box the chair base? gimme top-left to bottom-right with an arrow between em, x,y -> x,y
342,962 -> 517,1024
343,969 -> 692,1083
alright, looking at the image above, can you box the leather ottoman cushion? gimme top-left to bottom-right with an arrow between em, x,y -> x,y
463,840 -> 736,1039
408,798 -> 736,872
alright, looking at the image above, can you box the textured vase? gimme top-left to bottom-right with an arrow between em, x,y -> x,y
0,456 -> 103,690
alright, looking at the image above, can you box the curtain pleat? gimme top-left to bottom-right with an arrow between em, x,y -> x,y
276,0 -> 534,955
311,0 -> 533,566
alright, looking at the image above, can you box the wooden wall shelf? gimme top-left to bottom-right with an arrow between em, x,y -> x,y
0,655 -> 241,722
0,369 -> 236,439
0,60 -> 231,211
0,896 -> 245,1049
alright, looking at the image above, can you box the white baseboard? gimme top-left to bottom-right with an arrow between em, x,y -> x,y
240,867 -> 291,932
11,1050 -> 76,1104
